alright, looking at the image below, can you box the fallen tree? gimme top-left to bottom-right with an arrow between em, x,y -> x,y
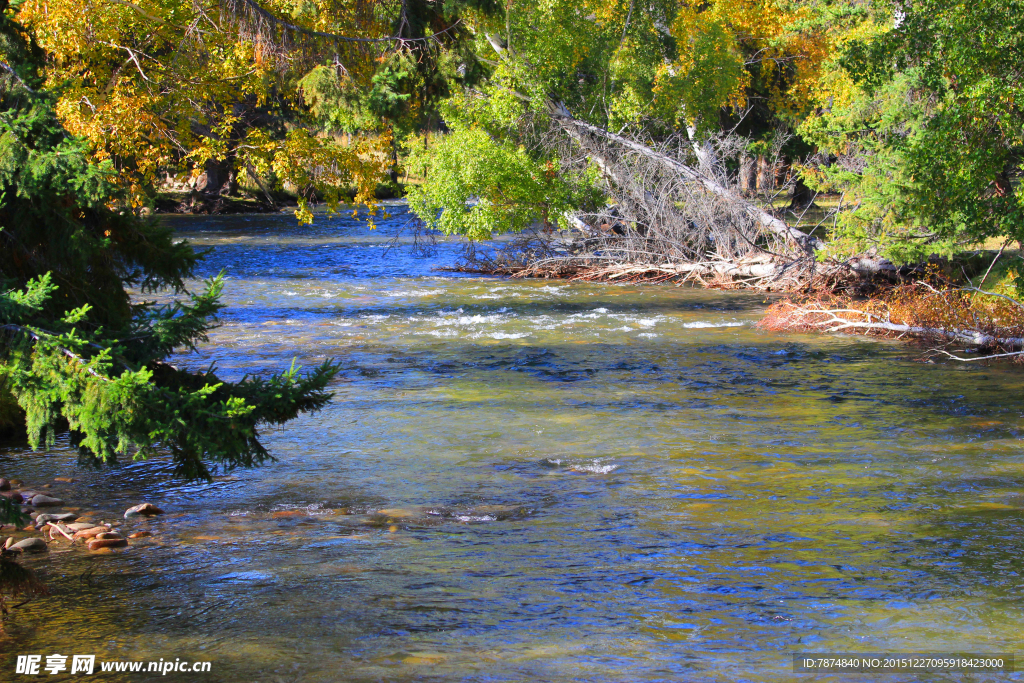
546,101 -> 824,253
438,36 -> 890,292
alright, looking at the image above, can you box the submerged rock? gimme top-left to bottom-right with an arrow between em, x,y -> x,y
468,504 -> 528,520
30,494 -> 64,507
0,491 -> 22,503
0,478 -> 9,491
88,538 -> 128,550
35,512 -> 79,526
128,531 -> 153,539
73,527 -> 110,540
9,537 -> 48,553
375,508 -> 418,520
124,503 -> 164,518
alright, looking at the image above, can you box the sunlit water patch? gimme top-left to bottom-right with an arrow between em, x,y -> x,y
2,202 -> 1023,682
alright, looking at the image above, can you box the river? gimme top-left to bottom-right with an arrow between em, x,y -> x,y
2,203 -> 1022,681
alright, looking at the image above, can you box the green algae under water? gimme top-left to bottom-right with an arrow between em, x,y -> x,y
2,203 -> 1023,682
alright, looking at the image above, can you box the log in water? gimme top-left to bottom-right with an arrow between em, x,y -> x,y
2,203 -> 1022,681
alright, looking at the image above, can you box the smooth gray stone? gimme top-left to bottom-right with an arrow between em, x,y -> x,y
30,494 -> 64,507
9,537 -> 48,553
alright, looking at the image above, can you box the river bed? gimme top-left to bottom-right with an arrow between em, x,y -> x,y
2,203 -> 1023,681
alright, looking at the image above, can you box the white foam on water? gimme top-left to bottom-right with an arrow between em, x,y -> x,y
454,313 -> 513,325
682,321 -> 745,329
638,333 -> 658,338
483,332 -> 532,340
541,457 -> 620,475
455,514 -> 498,522
475,285 -> 567,299
382,289 -> 443,298
571,462 -> 620,474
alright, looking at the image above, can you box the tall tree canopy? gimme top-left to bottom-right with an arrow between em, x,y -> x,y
15,0 -> 476,221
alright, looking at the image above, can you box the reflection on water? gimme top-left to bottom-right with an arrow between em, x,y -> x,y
2,203 -> 1023,682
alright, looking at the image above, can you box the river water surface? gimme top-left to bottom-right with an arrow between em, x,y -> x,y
2,204 -> 1023,682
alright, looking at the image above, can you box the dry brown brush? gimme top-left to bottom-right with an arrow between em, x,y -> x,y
758,281 -> 1024,361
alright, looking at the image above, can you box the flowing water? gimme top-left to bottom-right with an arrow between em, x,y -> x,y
2,203 -> 1023,682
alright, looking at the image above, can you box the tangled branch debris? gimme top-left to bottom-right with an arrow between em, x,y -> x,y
757,282 -> 1024,361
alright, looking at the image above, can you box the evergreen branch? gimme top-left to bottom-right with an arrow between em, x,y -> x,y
0,324 -> 111,380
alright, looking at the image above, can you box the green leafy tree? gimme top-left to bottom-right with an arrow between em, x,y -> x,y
801,0 -> 1024,263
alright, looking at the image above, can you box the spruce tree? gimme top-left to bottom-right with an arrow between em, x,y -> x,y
0,0 -> 339,490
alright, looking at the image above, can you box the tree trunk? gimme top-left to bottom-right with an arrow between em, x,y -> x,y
739,154 -> 757,197
389,130 -> 400,185
195,156 -> 236,196
755,155 -> 771,195
790,177 -> 815,210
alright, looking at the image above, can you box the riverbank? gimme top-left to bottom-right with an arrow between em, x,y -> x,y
442,231 -> 1024,362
